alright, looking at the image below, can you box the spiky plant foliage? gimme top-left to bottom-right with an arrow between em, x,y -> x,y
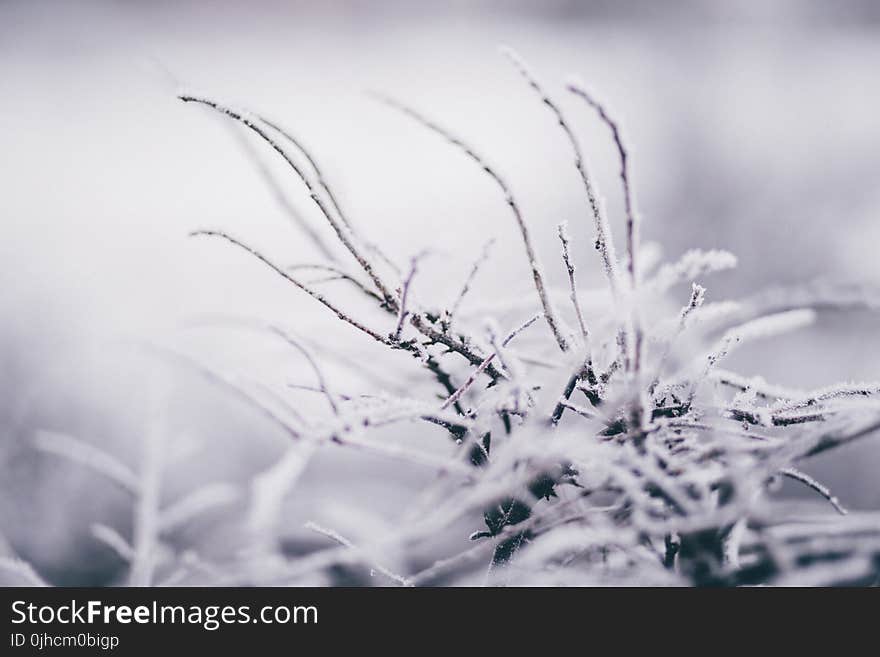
21,49 -> 879,587
175,49 -> 880,587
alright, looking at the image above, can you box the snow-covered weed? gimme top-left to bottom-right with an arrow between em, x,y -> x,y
23,48 -> 880,587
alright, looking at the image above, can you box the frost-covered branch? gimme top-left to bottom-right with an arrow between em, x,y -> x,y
566,79 -> 639,290
228,124 -> 338,262
286,264 -> 383,302
779,468 -> 847,515
440,313 -> 542,411
305,521 -> 412,586
190,230 -> 393,345
501,47 -> 621,300
267,325 -> 340,415
165,59 -> 880,588
371,91 -> 570,352
557,222 -> 589,344
448,238 -> 495,329
179,95 -> 396,305
393,252 -> 426,341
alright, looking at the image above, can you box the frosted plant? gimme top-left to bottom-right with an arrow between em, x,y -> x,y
169,48 -> 880,587
18,48 -> 877,588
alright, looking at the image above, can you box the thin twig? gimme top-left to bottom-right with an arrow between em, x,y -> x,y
550,356 -> 600,425
440,313 -> 543,411
556,400 -> 599,420
408,313 -> 503,380
779,468 -> 847,515
267,325 -> 339,415
304,521 -> 412,586
566,79 -> 644,375
287,264 -> 383,302
798,414 -> 880,460
143,344 -> 305,439
179,95 -> 396,306
566,80 -> 639,290
228,124 -> 337,261
371,91 -> 570,352
649,282 -> 705,396
500,47 -> 620,300
449,238 -> 495,328
190,230 -> 392,345
557,222 -> 589,343
393,251 -> 427,341
258,116 -> 354,232
260,114 -> 401,274
148,345 -> 472,473
195,234 -> 500,381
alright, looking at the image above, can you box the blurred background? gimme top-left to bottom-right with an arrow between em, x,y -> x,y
2,0 -> 879,584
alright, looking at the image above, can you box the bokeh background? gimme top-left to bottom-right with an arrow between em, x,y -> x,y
2,0 -> 879,584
